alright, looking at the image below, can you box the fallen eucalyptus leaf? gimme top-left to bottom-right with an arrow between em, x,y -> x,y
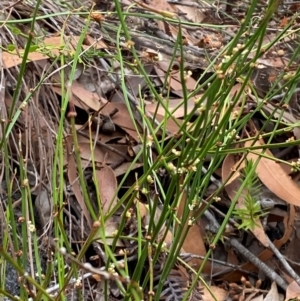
245,140 -> 300,206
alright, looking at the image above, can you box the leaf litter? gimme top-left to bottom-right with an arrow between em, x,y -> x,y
1,0 -> 300,300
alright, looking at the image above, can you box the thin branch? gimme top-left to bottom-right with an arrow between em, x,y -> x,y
267,236 -> 300,287
230,238 -> 288,291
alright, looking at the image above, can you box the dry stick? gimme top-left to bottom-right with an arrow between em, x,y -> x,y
180,253 -> 258,277
275,146 -> 294,159
266,236 -> 300,287
270,87 -> 300,101
284,256 -> 300,267
203,209 -> 220,234
201,198 -> 238,228
28,250 -> 139,299
230,238 -> 288,290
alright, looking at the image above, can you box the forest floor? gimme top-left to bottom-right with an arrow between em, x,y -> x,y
1,0 -> 300,301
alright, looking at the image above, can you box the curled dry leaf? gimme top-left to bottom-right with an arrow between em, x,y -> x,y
245,140 -> 300,206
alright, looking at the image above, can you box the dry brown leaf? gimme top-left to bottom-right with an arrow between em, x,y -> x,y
75,35 -> 107,49
113,162 -> 143,177
279,16 -> 289,28
146,97 -> 198,118
134,198 -> 172,244
280,269 -> 296,285
66,137 -> 92,228
71,81 -> 103,111
3,51 -> 49,69
125,65 -> 153,97
176,189 -> 210,272
156,113 -> 181,134
280,223 -> 300,282
95,164 -> 118,215
154,63 -> 197,92
172,3 -> 206,23
135,200 -> 148,220
222,154 -> 269,247
163,228 -> 173,248
290,3 -> 300,12
285,281 -> 300,301
3,35 -> 106,69
101,102 -> 141,141
245,139 -> 300,206
95,216 -> 124,247
52,82 -> 104,112
141,0 -> 198,44
77,130 -> 125,144
263,282 -> 280,301
93,162 -> 123,248
227,249 -> 239,266
202,286 -> 228,301
279,159 -> 295,175
78,142 -> 128,164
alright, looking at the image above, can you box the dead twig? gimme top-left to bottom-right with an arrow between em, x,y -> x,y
267,236 -> 300,287
229,238 -> 288,291
180,253 -> 258,277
